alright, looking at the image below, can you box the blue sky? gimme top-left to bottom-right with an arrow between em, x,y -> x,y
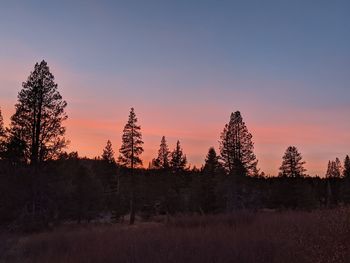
0,0 -> 349,175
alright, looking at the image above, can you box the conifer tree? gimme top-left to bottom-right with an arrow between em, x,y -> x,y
0,108 -> 5,139
192,147 -> 221,214
153,136 -> 170,169
118,107 -> 143,225
344,155 -> 350,178
326,158 -> 343,178
0,108 -> 6,157
9,60 -> 67,164
102,140 -> 115,164
118,108 -> 143,168
170,140 -> 187,173
203,147 -> 222,175
335,158 -> 343,177
279,146 -> 306,178
219,111 -> 258,176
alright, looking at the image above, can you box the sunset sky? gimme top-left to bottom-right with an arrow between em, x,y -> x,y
0,0 -> 349,176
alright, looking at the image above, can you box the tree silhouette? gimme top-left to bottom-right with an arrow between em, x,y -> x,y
102,140 -> 115,164
0,108 -> 6,158
344,155 -> 350,178
170,140 -> 187,173
194,147 -> 223,213
153,136 -> 170,169
203,147 -> 223,175
326,158 -> 343,178
118,108 -> 143,168
9,60 -> 67,164
118,107 -> 143,225
279,146 -> 306,178
0,108 -> 5,138
219,111 -> 258,176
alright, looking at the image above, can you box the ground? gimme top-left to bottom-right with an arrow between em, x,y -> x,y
1,209 -> 350,263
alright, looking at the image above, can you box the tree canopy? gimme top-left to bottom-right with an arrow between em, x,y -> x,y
170,140 -> 187,173
219,111 -> 258,176
8,60 -> 67,164
279,146 -> 306,178
102,140 -> 116,164
118,108 -> 144,168
153,136 -> 170,169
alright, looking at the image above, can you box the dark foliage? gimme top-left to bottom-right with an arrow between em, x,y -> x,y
219,111 -> 258,176
8,60 -> 67,165
279,146 -> 306,178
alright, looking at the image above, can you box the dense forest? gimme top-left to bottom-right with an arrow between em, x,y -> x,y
1,61 -> 350,231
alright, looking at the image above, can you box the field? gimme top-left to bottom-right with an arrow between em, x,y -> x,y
1,209 -> 350,263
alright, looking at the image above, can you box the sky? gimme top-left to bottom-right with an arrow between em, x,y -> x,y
0,0 -> 349,176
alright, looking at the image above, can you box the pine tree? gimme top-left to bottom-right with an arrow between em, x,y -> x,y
102,140 -> 115,164
326,160 -> 332,178
191,147 -> 221,214
203,147 -> 222,175
0,108 -> 5,139
335,158 -> 343,177
118,108 -> 144,168
326,158 -> 343,178
170,140 -> 187,173
0,108 -> 6,157
219,111 -> 258,176
279,146 -> 306,178
118,107 -> 143,225
9,60 -> 67,164
153,136 -> 170,169
344,155 -> 350,178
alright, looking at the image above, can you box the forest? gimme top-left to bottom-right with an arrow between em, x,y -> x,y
1,60 -> 350,232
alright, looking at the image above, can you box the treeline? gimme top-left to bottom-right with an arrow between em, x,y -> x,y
0,61 -> 350,230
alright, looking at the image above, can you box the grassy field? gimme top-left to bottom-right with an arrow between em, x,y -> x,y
1,209 -> 350,263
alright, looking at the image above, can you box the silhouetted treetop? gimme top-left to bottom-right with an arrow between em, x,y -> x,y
0,108 -> 5,138
279,146 -> 306,178
170,140 -> 187,173
344,155 -> 350,178
219,111 -> 258,176
118,107 -> 143,168
0,108 -> 7,158
8,60 -> 67,164
203,147 -> 223,175
102,140 -> 115,164
153,136 -> 170,169
326,158 -> 343,178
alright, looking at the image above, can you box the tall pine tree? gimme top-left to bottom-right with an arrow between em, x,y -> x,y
153,136 -> 170,169
0,108 -> 6,157
102,140 -> 115,164
170,140 -> 187,173
219,111 -> 258,176
344,155 -> 350,178
279,146 -> 306,178
118,108 -> 143,168
9,60 -> 67,164
118,107 -> 143,224
0,108 -> 5,139
326,158 -> 343,178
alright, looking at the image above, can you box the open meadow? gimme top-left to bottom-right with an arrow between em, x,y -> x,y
1,208 -> 350,263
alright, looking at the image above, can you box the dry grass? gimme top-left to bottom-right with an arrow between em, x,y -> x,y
3,209 -> 350,263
